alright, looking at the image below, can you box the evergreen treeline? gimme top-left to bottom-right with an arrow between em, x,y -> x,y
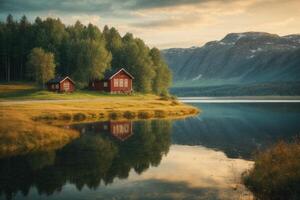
0,15 -> 172,94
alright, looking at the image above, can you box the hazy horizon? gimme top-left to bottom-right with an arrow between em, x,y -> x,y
1,0 -> 300,48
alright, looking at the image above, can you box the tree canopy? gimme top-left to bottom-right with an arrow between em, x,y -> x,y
0,15 -> 172,94
26,48 -> 56,88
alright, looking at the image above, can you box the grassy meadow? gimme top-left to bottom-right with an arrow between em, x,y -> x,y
0,82 -> 138,100
0,83 -> 199,157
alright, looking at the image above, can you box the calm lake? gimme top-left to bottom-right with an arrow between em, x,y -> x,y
1,102 -> 300,200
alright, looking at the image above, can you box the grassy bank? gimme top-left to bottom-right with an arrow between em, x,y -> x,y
0,83 -> 199,123
1,96 -> 199,124
0,83 -> 199,156
0,110 -> 79,158
243,140 -> 300,200
0,82 -> 143,100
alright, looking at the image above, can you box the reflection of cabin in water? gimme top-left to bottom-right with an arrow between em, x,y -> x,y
74,121 -> 133,141
100,121 -> 133,141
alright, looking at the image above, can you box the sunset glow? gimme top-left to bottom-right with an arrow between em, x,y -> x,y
1,0 -> 299,48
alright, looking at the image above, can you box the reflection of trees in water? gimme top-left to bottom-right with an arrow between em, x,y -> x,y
0,120 -> 171,200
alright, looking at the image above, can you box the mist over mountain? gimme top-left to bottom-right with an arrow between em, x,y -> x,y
162,32 -> 300,96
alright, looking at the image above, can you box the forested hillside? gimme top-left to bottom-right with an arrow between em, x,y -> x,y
163,32 -> 300,85
0,15 -> 171,94
163,32 -> 300,96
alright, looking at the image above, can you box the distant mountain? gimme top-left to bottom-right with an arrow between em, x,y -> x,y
162,32 -> 300,96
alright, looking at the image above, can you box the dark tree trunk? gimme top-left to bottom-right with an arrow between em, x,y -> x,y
7,56 -> 10,82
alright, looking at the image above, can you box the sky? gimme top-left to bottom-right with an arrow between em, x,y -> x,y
1,0 -> 300,49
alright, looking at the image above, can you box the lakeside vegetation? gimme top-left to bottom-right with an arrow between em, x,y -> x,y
0,82 -> 154,100
243,140 -> 300,200
0,110 -> 79,158
0,15 -> 171,94
0,83 -> 199,156
0,84 -> 199,121
1,92 -> 198,124
0,99 -> 197,157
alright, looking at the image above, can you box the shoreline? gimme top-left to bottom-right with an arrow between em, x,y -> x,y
178,96 -> 300,103
178,96 -> 300,100
0,96 -> 199,157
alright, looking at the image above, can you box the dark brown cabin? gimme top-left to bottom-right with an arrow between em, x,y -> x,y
89,68 -> 134,94
46,76 -> 75,92
99,121 -> 133,141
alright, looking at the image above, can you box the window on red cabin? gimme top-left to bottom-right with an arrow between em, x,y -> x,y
114,79 -> 119,87
104,82 -> 108,87
119,79 -> 124,87
124,79 -> 128,87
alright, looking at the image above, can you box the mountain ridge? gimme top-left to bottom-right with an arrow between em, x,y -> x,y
162,32 -> 300,95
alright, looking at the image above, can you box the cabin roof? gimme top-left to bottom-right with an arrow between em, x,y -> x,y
103,68 -> 134,80
47,76 -> 75,84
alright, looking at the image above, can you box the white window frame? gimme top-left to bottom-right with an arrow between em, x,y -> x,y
124,79 -> 128,87
119,79 -> 124,87
114,79 -> 119,87
103,82 -> 108,87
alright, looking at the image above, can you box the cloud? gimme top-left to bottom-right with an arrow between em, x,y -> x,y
0,0 -> 299,48
131,16 -> 202,29
128,0 -> 249,29
0,0 -> 244,14
128,0 -> 215,10
0,0 -> 114,13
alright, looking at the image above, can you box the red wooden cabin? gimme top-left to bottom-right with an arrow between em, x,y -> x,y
89,68 -> 134,94
46,76 -> 75,92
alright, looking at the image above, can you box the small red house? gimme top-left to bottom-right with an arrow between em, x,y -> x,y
89,68 -> 134,94
46,76 -> 75,92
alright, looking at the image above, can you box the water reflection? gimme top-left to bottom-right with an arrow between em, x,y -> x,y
0,120 -> 171,200
1,103 -> 299,199
172,103 -> 300,159
75,121 -> 134,141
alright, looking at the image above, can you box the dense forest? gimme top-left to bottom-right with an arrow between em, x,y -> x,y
0,15 -> 171,94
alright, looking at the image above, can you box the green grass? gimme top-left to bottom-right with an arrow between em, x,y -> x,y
0,83 -> 199,124
0,82 -> 142,100
243,140 -> 300,200
0,83 -> 200,158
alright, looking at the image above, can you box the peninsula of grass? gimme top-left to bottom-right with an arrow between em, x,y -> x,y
0,83 -> 199,122
1,94 -> 199,123
0,83 -> 199,156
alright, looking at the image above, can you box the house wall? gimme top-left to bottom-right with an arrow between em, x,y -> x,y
90,80 -> 111,92
110,71 -> 132,93
47,83 -> 60,92
47,79 -> 74,92
90,70 -> 133,93
59,79 -> 75,92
